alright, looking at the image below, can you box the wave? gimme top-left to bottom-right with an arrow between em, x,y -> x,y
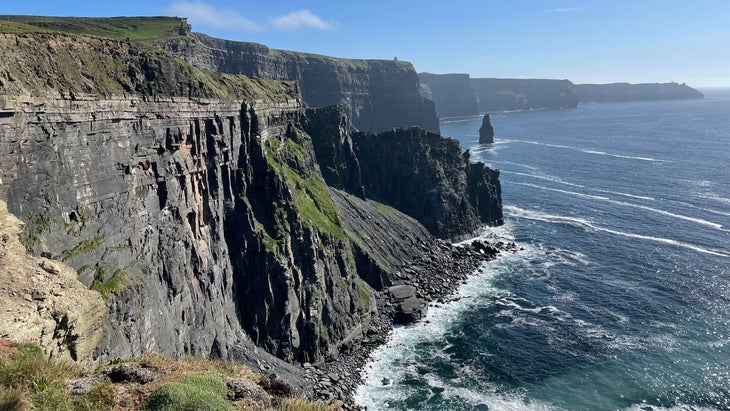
503,170 -> 586,188
504,170 -> 656,201
500,139 -> 668,162
671,199 -> 730,217
698,193 -> 730,206
622,404 -> 721,411
514,183 -> 730,233
595,189 -> 656,201
505,205 -> 730,258
489,160 -> 540,171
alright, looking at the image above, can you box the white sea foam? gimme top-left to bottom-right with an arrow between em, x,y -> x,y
504,169 -> 657,201
501,139 -> 668,162
622,404 -> 720,411
355,227 -> 547,409
514,183 -> 730,233
673,200 -> 730,217
504,205 -> 730,258
503,170 -> 586,188
490,160 -> 540,172
595,189 -> 656,201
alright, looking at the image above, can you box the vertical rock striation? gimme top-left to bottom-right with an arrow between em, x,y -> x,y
471,78 -> 578,112
418,73 -> 479,118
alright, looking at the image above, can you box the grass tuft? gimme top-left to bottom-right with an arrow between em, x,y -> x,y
143,372 -> 233,411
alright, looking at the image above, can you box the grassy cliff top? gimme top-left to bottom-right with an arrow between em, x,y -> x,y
0,15 -> 414,70
0,15 -> 184,42
0,31 -> 297,102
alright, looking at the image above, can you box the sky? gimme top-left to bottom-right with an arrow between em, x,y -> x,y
2,1 -> 729,87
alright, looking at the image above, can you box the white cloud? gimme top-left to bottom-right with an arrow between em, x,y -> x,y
167,1 -> 263,32
270,9 -> 334,31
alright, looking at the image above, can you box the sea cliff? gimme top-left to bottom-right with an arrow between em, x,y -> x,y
470,77 -> 579,112
160,33 -> 440,134
418,73 -> 578,117
0,28 -> 502,402
575,82 -> 704,102
418,73 -> 479,118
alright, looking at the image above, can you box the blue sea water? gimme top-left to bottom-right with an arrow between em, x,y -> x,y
355,90 -> 730,410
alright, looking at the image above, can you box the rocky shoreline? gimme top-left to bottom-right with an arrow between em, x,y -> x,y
300,237 -> 520,409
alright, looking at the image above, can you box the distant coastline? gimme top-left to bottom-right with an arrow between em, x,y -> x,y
418,73 -> 704,119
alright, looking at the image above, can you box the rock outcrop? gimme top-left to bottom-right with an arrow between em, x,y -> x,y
351,127 -> 503,239
0,30 -> 503,374
160,33 -> 440,134
471,77 -> 579,112
418,73 -> 479,118
0,200 -> 106,364
479,114 -> 495,144
575,82 -> 704,102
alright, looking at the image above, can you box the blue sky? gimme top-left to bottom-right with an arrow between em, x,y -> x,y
3,1 -> 729,86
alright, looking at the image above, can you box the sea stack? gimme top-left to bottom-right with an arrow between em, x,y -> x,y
479,114 -> 495,143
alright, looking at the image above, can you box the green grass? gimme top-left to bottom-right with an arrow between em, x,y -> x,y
0,342 -> 78,411
143,372 -> 233,411
354,279 -> 372,310
18,211 -> 53,251
90,267 -> 129,299
0,16 -> 183,42
263,138 -> 345,240
61,236 -> 104,261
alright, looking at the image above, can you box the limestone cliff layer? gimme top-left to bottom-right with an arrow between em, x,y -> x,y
470,77 -> 579,112
418,73 -> 578,117
575,82 -> 704,102
161,33 -> 440,134
418,73 -> 479,118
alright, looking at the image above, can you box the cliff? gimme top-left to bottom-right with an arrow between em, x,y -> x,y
471,77 -> 579,112
575,82 -> 705,102
0,30 -> 502,376
418,73 -> 479,118
416,73 -> 578,116
160,33 -> 440,134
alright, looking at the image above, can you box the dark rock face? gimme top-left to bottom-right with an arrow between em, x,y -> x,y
418,73 -> 479,118
479,114 -> 495,144
471,78 -> 579,111
575,82 -> 704,102
305,107 -> 503,240
415,74 -> 578,116
161,34 -> 440,134
349,127 -> 503,239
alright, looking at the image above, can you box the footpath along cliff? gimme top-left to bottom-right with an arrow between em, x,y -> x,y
0,19 -> 503,402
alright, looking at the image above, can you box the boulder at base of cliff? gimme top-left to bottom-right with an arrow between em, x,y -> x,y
0,200 -> 107,364
479,114 -> 495,144
388,285 -> 428,325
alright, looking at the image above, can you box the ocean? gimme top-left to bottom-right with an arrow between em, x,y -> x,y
355,89 -> 730,410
